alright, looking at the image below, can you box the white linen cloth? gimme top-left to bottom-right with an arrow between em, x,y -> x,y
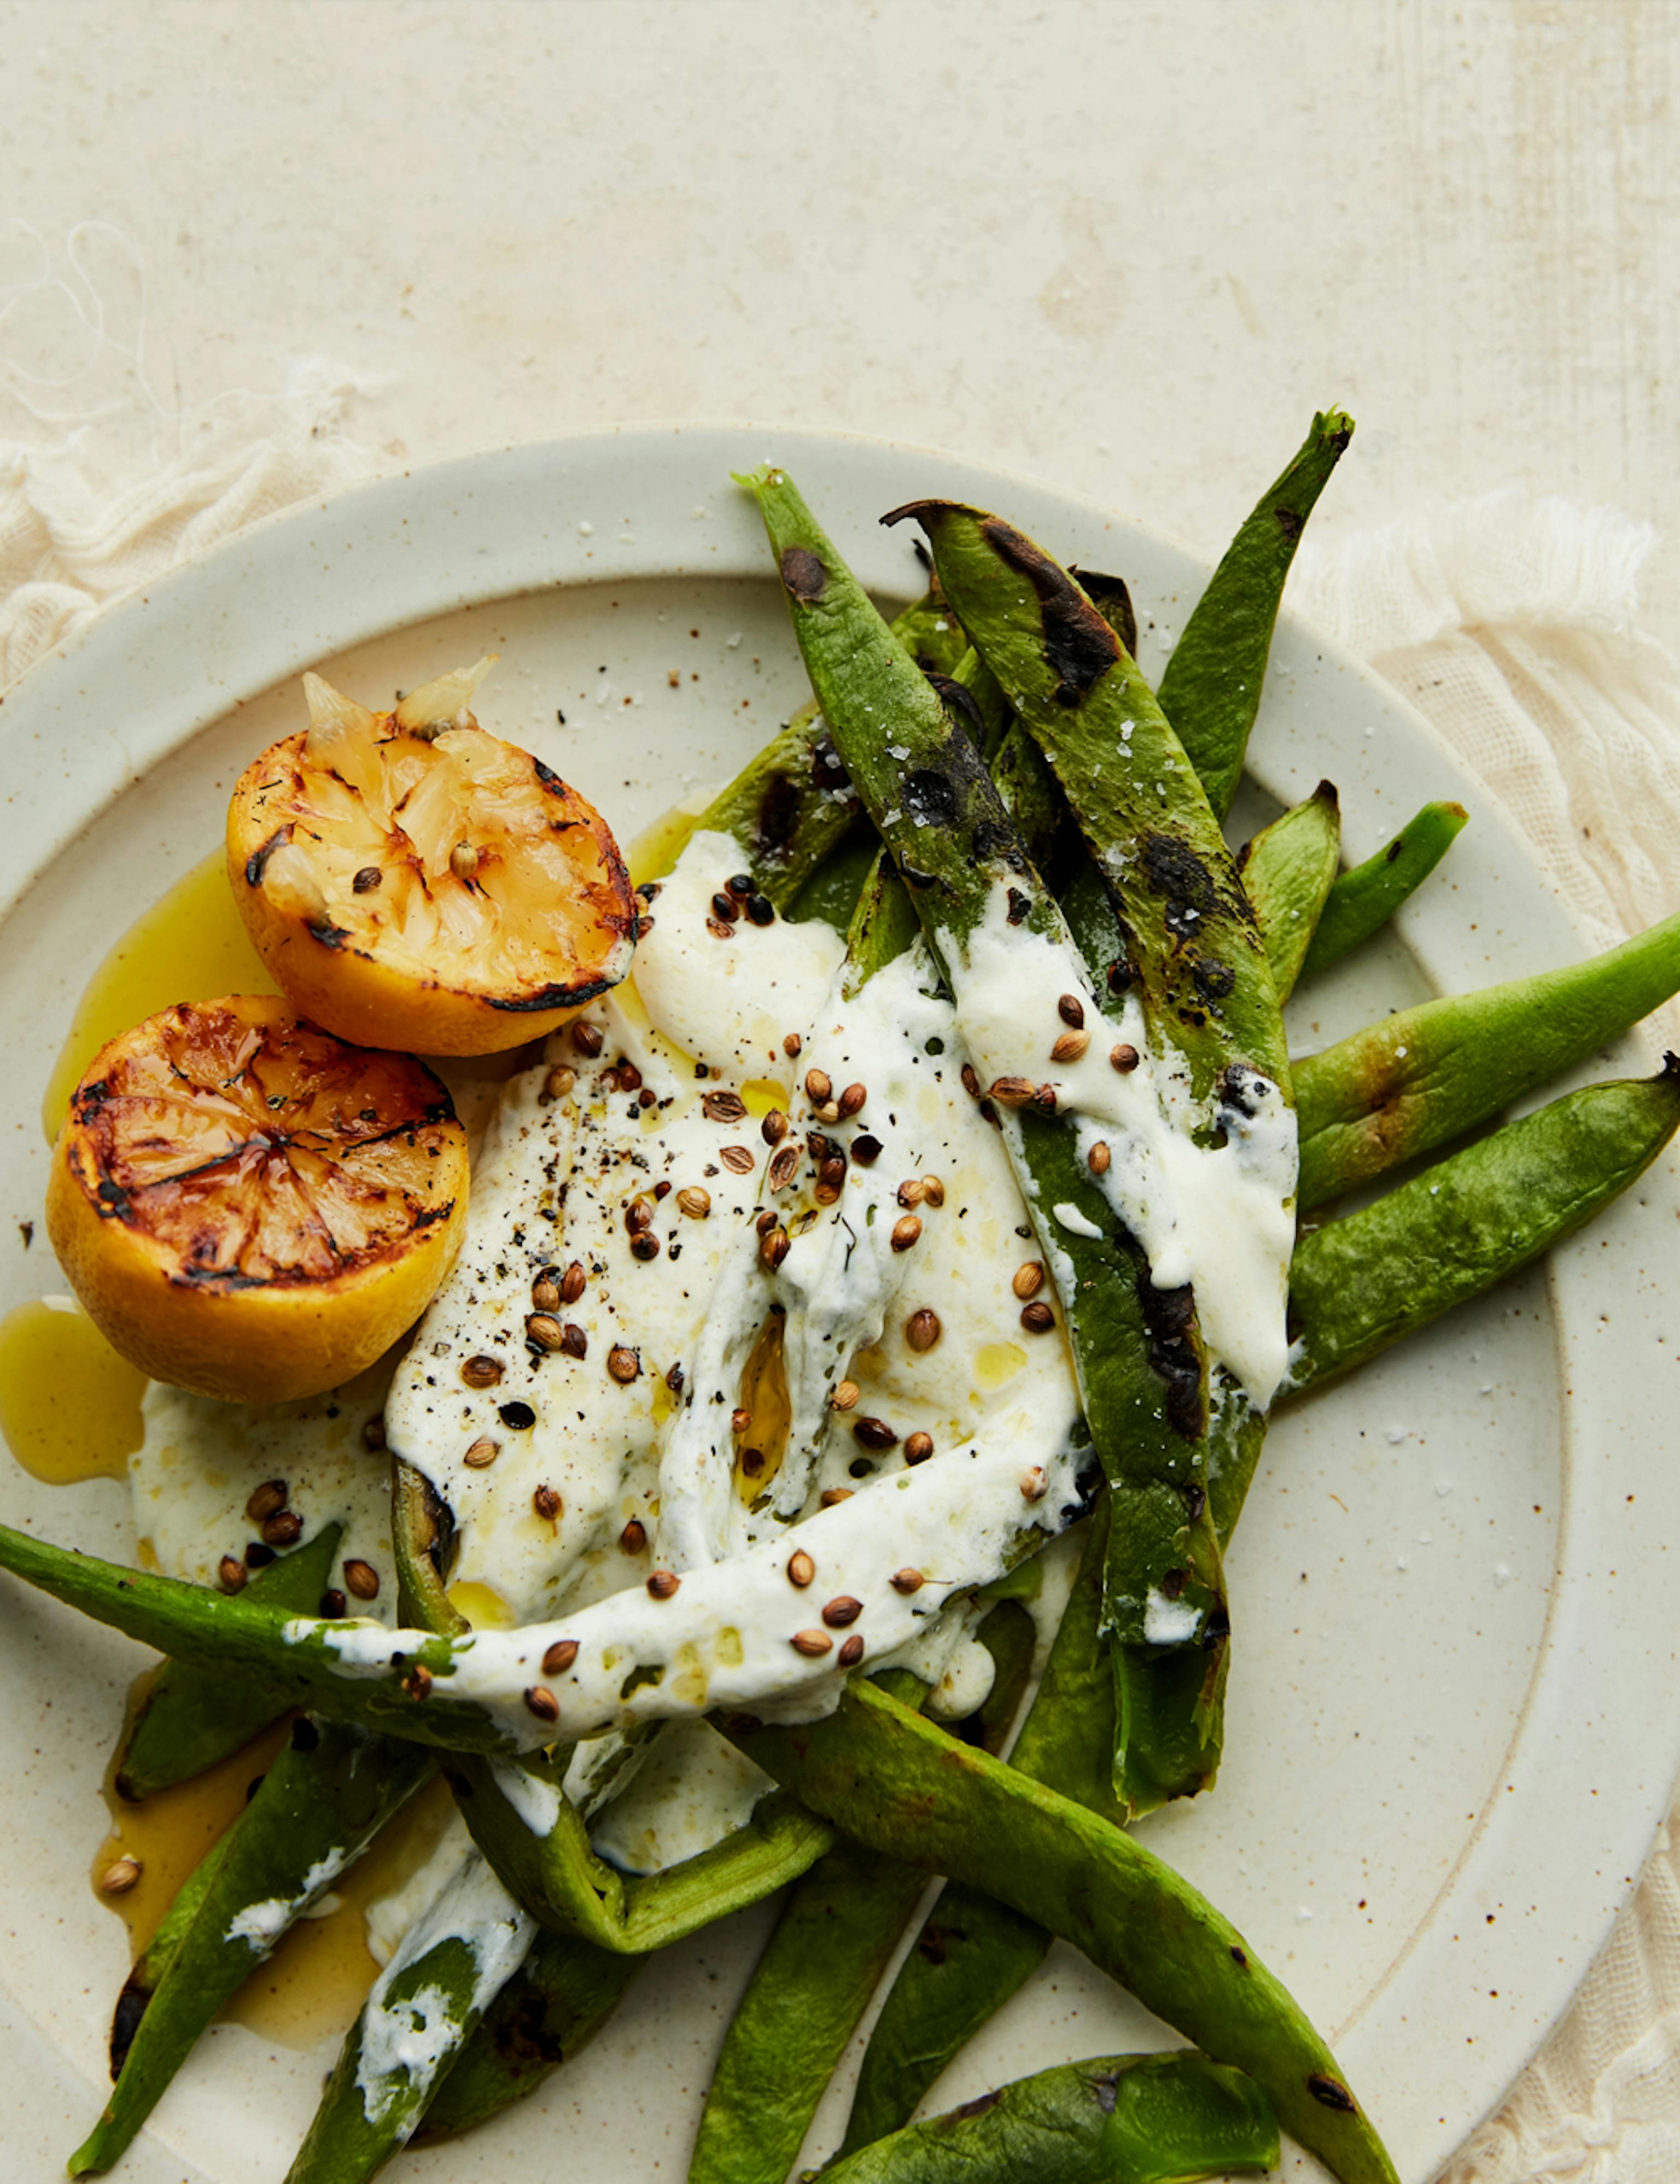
2,374 -> 1677,2181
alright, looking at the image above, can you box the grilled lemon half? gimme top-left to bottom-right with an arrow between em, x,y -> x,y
226,661 -> 638,1056
46,996 -> 468,1404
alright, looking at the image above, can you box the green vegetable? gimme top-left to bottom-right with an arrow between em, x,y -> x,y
689,1836 -> 933,2184
743,469 -> 1241,1812
1291,1060 -> 1680,1388
724,1677 -> 1398,2184
1296,907 -> 1680,1208
285,1850 -> 534,2183
900,497 -> 1292,1103
411,1929 -> 639,2142
844,1522 -> 1119,2156
1154,409 -> 1355,819
894,493 -> 1297,1800
114,1521 -> 343,1800
826,2051 -> 1279,2183
106,1834 -> 234,2080
842,842 -> 921,997
845,1060 -> 1680,2150
1302,800 -> 1469,979
690,1621 -> 1030,2184
692,589 -> 967,909
70,1717 -> 434,2176
1239,782 -> 1342,1002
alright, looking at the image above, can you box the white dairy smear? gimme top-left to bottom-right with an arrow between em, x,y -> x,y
943,886 -> 1296,1406
591,1721 -> 776,1875
299,1418 -> 1085,1748
133,1360 -> 396,1614
1144,1587 -> 1204,1646
355,1849 -> 535,2127
364,1811 -> 475,1970
353,827 -> 1087,1749
654,941 -> 950,1570
225,1897 -> 296,1949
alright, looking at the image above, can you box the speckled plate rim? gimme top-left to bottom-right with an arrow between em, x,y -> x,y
1,422 -> 1676,2184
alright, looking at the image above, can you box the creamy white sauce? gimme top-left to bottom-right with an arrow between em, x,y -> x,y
590,1721 -> 775,1876
940,886 -> 1296,1406
655,941 -> 953,1569
329,828 -> 1088,1755
364,1812 -> 475,1970
354,1847 -> 535,2128
133,1362 -> 397,1617
630,828 -> 847,1073
298,1422 -> 1086,1748
221,1850 -> 349,1951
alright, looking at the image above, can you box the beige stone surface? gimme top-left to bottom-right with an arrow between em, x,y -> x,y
3,0 -> 1675,631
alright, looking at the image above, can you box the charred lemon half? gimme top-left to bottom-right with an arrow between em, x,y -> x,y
45,996 -> 468,1404
226,660 -> 638,1055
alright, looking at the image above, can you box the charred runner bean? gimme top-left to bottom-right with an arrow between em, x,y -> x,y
1238,782 -> 1342,1003
694,589 -> 968,912
826,2051 -> 1278,2184
1296,905 -> 1680,1208
69,1717 -> 434,2176
722,1678 -> 1398,2184
1301,799 -> 1469,979
284,1849 -> 534,2183
411,1928 -> 639,2143
105,1833 -> 234,2082
1154,408 -> 1355,820
744,468 -> 1238,1805
892,493 -> 1296,1795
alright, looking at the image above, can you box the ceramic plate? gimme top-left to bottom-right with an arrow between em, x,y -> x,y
2,428 -> 1676,2184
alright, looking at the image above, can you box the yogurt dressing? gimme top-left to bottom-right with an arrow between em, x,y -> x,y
353,1847 -> 535,2128
126,808 -> 1289,1870
942,885 -> 1296,1406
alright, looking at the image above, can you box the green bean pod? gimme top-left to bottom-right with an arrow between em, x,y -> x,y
1239,782 -> 1342,1003
693,590 -> 967,910
1297,907 -> 1680,1208
723,1678 -> 1397,2184
743,469 -> 1237,1792
888,499 -> 1292,1103
689,1628 -> 1029,2184
827,2051 -> 1278,2184
69,1717 -> 434,2176
410,1928 -> 640,2142
847,1061 -> 1680,2145
890,495 -> 1299,1789
842,843 -> 922,997
114,1521 -> 343,1800
844,1523 -> 1118,2155
1302,800 -> 1469,979
389,1456 -> 839,1952
284,1849 -> 534,2183
1154,409 -> 1355,819
107,1833 -> 233,2078
1291,1059 -> 1680,1389
691,1842 -> 928,2184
